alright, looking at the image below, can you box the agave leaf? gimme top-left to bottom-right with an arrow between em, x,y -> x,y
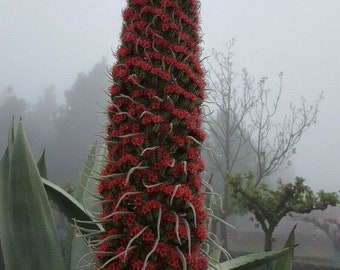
273,225 -> 297,270
0,119 -> 18,269
37,149 -> 48,179
68,144 -> 107,270
42,177 -> 100,231
4,121 -> 66,270
215,247 -> 293,270
213,226 -> 296,270
209,246 -> 222,265
7,116 -> 15,152
83,144 -> 107,213
283,224 -> 296,249
73,145 -> 97,201
0,147 -> 21,269
64,145 -> 97,269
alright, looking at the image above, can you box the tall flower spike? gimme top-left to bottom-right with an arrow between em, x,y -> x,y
98,0 -> 208,269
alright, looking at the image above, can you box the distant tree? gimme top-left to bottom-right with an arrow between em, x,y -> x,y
0,86 -> 27,151
204,41 -> 322,251
0,60 -> 109,182
54,58 -> 109,181
205,42 -> 257,176
204,42 -> 257,248
228,175 -> 339,254
25,86 -> 59,149
295,212 -> 340,265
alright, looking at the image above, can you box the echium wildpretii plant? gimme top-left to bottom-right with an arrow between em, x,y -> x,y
96,0 -> 209,269
0,1 -> 297,269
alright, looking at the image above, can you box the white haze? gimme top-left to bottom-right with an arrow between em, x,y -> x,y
0,0 -> 339,191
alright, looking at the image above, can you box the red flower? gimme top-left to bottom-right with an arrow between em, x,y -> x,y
178,223 -> 187,238
117,153 -> 139,167
141,114 -> 164,125
112,65 -> 129,78
97,242 -> 110,260
116,46 -> 131,58
156,242 -> 169,258
140,200 -> 162,215
127,224 -> 144,237
163,211 -> 176,223
126,215 -> 136,227
110,84 -> 121,95
195,225 -> 207,241
108,262 -> 121,270
131,134 -> 147,146
131,0 -> 148,5
132,259 -> 144,270
145,262 -> 156,270
141,228 -> 155,242
134,194 -> 143,206
122,8 -> 138,21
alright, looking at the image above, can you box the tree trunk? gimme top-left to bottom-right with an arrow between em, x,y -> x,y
264,230 -> 274,270
264,230 -> 273,252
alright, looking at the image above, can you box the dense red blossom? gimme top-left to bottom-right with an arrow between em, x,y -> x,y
131,259 -> 144,270
140,200 -> 163,215
98,0 -> 208,269
141,228 -> 155,242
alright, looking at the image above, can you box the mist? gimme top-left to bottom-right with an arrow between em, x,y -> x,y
1,0 -> 339,191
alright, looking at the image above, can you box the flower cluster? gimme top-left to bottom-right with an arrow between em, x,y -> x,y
98,0 -> 208,269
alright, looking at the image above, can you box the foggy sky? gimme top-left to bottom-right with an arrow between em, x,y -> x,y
1,0 -> 339,191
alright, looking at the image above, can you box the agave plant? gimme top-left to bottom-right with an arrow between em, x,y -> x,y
0,121 -> 101,270
0,121 -> 66,270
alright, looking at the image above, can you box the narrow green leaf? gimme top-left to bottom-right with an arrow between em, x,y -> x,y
7,116 -> 15,152
213,226 -> 297,270
83,144 -> 107,213
215,247 -> 293,270
6,121 -> 66,270
0,119 -> 19,268
42,145 -> 102,269
68,144 -> 107,270
64,145 -> 96,269
37,148 -> 48,179
283,224 -> 296,249
209,246 -> 222,265
0,147 -> 21,269
42,177 -> 100,231
273,225 -> 297,270
73,145 -> 96,201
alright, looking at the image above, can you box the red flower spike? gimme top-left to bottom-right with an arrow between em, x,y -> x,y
99,0 -> 208,269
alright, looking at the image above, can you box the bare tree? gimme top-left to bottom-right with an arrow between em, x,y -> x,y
205,41 -> 257,177
296,214 -> 340,253
204,41 -> 258,249
204,41 -> 323,250
244,75 -> 322,185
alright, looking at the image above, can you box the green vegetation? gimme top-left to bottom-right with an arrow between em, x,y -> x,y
228,174 -> 339,253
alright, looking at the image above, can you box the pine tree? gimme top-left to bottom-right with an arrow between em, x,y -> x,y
97,0 -> 208,269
